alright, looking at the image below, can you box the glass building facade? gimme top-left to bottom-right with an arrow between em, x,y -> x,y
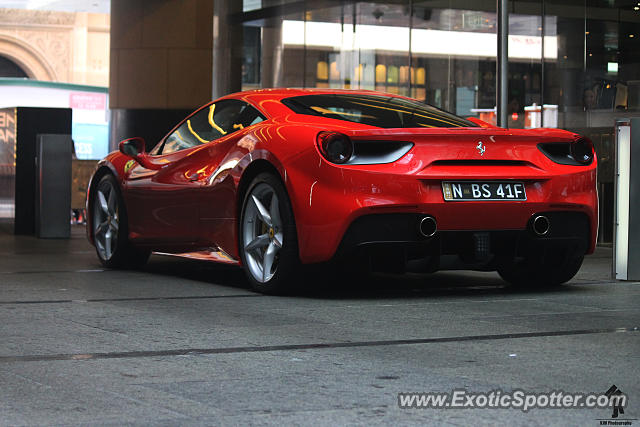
237,0 -> 640,242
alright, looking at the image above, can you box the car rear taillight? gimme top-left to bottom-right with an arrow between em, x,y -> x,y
570,137 -> 594,165
538,136 -> 594,166
316,131 -> 353,164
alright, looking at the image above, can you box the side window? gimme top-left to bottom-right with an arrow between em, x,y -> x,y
159,100 -> 266,155
161,121 -> 198,154
237,105 -> 266,129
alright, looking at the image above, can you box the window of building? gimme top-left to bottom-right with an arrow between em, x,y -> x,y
0,56 -> 28,78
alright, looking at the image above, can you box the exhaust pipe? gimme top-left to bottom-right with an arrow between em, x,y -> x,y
419,216 -> 437,238
532,215 -> 550,236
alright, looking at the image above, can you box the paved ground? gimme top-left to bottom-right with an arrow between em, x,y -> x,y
0,223 -> 638,426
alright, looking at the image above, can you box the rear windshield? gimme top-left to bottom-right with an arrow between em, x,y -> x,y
281,94 -> 478,128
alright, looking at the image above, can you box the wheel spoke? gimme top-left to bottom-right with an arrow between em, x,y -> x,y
104,230 -> 112,257
97,190 -> 109,214
107,187 -> 116,213
95,226 -> 105,248
110,218 -> 119,233
245,233 -> 269,252
244,250 -> 259,271
251,195 -> 272,227
273,232 -> 283,248
262,242 -> 278,282
96,220 -> 108,235
269,193 -> 281,229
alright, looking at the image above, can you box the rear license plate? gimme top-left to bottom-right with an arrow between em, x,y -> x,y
442,181 -> 527,201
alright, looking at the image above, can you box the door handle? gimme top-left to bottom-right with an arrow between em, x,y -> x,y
188,173 -> 201,181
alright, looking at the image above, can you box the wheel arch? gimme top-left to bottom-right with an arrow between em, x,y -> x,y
236,159 -> 283,222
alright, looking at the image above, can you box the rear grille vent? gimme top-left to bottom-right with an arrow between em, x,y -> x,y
431,160 -> 529,166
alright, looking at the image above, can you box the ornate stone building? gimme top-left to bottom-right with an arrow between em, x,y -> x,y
0,8 -> 109,86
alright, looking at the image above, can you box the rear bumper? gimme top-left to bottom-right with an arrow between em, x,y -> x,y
334,212 -> 590,272
287,165 -> 598,264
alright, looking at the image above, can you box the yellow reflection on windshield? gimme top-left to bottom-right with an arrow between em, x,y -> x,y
208,104 -> 227,135
187,119 -> 208,143
310,105 -> 375,119
344,95 -> 470,127
349,100 -> 463,127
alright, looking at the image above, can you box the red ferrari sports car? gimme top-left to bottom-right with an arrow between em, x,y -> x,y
86,88 -> 597,293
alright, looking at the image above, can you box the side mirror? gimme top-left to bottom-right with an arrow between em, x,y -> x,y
118,137 -> 161,170
119,137 -> 146,157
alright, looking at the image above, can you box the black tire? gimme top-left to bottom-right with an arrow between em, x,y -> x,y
91,174 -> 150,269
238,172 -> 299,294
498,248 -> 584,288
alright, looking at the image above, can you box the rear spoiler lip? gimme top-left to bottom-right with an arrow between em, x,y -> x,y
344,127 -> 578,142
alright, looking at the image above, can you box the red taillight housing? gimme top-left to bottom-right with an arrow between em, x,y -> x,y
316,131 -> 353,164
571,136 -> 594,165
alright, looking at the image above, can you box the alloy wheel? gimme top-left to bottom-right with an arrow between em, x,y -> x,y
93,181 -> 119,261
241,182 -> 283,283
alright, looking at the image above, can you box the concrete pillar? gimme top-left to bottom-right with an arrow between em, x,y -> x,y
260,0 -> 284,89
496,0 -> 508,128
212,0 -> 243,99
261,24 -> 284,88
109,0 -> 213,151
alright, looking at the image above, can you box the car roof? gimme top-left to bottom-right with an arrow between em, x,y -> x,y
228,87 -> 387,100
